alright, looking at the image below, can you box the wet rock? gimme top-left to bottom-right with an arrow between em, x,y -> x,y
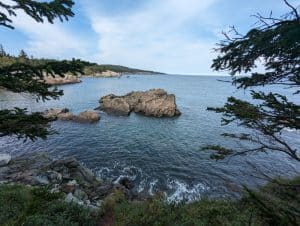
96,183 -> 114,197
99,89 -> 181,117
119,177 -> 134,190
0,154 -> 11,167
64,158 -> 80,168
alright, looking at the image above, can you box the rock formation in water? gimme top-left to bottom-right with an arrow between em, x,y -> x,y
44,74 -> 81,85
43,108 -> 100,123
98,89 -> 181,117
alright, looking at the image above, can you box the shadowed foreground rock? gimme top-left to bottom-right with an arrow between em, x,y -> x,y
0,152 -> 136,209
98,89 -> 181,117
43,108 -> 100,123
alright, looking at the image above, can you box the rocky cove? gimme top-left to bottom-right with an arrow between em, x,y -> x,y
0,88 -> 182,208
1,75 -> 299,205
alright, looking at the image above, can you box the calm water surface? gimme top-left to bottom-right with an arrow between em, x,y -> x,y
0,75 -> 299,202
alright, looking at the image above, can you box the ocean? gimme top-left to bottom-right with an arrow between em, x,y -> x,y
1,74 -> 299,202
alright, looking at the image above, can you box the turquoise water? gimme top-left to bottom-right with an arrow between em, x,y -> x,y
0,75 -> 299,202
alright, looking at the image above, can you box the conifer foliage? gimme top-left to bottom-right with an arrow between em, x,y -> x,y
206,1 -> 300,161
0,0 -> 84,141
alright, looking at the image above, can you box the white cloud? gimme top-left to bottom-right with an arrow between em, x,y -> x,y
83,0 -> 220,74
2,0 -> 88,59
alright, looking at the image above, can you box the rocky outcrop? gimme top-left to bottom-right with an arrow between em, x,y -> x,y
43,108 -> 100,123
44,74 -> 81,85
98,89 -> 181,117
0,152 -> 136,209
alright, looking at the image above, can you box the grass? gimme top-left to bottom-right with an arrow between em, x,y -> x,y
0,177 -> 299,226
0,185 -> 98,226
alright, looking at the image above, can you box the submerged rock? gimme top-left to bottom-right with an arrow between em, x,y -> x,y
43,108 -> 100,123
99,89 -> 181,117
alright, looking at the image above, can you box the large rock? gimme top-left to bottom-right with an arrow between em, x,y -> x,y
99,89 -> 181,117
44,74 -> 81,85
0,154 -> 11,167
43,108 -> 100,123
76,110 -> 101,123
43,108 -> 74,121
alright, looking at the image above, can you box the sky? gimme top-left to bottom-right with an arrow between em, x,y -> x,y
0,0 -> 298,75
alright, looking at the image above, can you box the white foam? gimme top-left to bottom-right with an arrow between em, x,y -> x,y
148,179 -> 158,196
166,180 -> 209,203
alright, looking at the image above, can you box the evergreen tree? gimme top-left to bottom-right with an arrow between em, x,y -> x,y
0,0 -> 84,141
205,0 -> 300,162
18,49 -> 28,58
206,2 -> 300,223
0,44 -> 6,57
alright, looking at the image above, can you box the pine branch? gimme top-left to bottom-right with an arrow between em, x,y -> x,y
0,0 -> 75,29
0,108 -> 55,141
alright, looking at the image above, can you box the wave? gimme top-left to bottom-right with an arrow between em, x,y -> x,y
96,164 -> 210,203
166,180 -> 210,203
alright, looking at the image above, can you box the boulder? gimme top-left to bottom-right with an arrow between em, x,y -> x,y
0,154 -> 11,167
99,89 -> 181,117
76,110 -> 100,123
98,95 -> 131,116
43,108 -> 100,123
43,108 -> 74,120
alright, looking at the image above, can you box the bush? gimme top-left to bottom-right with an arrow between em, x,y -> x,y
0,185 -> 97,226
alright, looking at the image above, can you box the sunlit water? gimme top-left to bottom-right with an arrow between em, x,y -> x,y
0,75 -> 299,202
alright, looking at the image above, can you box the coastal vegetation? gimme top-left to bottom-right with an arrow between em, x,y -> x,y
1,176 -> 299,226
0,47 -> 162,76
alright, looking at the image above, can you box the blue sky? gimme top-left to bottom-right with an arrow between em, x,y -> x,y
0,0 -> 298,74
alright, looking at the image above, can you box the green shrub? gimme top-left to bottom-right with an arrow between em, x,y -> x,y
0,185 -> 97,226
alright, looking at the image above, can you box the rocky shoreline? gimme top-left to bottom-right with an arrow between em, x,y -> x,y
0,152 -> 137,210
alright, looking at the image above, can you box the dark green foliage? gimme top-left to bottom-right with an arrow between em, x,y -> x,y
0,108 -> 54,141
242,176 -> 300,226
0,44 -> 7,57
112,197 -> 256,226
0,1 -> 86,141
0,185 -> 97,226
205,2 -> 300,161
0,0 -> 75,29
